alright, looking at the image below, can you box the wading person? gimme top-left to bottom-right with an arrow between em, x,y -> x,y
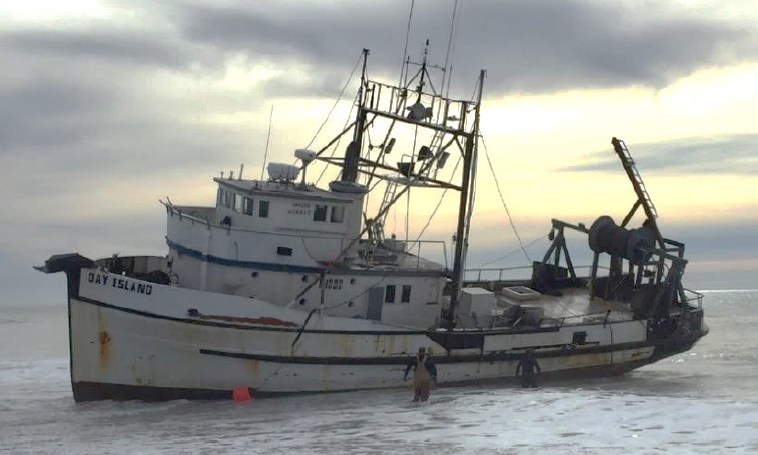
516,349 -> 541,388
403,347 -> 437,402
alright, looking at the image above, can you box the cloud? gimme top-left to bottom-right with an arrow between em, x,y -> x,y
558,134 -> 758,175
1,27 -> 195,70
2,1 -> 754,99
171,0 -> 757,97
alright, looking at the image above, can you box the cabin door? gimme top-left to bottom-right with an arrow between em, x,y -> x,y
366,287 -> 384,321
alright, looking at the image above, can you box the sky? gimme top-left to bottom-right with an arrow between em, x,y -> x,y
1,0 -> 757,307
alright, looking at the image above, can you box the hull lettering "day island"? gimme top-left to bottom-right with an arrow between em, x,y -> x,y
87,272 -> 152,295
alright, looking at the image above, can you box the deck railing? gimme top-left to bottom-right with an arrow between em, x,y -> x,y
464,265 -> 602,283
683,288 -> 704,309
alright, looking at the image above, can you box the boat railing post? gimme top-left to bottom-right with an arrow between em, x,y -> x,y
417,242 -> 421,271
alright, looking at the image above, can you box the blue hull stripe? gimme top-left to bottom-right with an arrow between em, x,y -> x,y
166,238 -> 324,274
165,238 -> 446,277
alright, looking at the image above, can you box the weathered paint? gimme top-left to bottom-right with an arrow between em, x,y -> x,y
54,264 -> 706,401
195,313 -> 298,328
563,351 -> 612,368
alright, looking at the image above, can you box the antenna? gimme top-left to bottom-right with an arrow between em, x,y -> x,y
260,105 -> 274,181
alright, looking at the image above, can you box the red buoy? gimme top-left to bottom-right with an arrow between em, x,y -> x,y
232,385 -> 251,402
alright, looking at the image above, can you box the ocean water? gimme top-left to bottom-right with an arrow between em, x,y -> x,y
1,290 -> 757,455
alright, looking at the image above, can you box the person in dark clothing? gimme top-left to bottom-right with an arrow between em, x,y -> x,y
403,347 -> 437,401
516,349 -> 541,388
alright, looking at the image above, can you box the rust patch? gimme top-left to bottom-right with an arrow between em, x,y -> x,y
246,359 -> 261,382
192,313 -> 298,328
98,330 -> 111,366
96,308 -> 111,367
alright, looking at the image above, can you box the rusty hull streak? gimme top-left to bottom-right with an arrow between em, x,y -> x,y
194,314 -> 298,328
321,364 -> 331,392
339,333 -> 354,357
245,359 -> 262,386
96,308 -> 111,368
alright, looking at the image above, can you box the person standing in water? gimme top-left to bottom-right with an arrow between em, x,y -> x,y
403,347 -> 437,402
516,349 -> 541,388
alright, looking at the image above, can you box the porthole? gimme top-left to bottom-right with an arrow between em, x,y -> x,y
299,298 -> 306,306
302,275 -> 308,283
350,278 -> 356,285
251,271 -> 258,278
348,301 -> 354,307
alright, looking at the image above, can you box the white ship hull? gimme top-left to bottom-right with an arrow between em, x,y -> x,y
47,258 -> 705,401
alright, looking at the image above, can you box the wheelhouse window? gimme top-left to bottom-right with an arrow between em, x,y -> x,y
385,285 -> 396,303
259,200 -> 269,218
401,285 -> 412,303
330,206 -> 345,223
234,194 -> 244,212
243,197 -> 254,216
313,204 -> 327,222
223,190 -> 232,208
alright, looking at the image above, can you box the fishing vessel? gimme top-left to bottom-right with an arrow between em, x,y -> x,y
37,42 -> 707,401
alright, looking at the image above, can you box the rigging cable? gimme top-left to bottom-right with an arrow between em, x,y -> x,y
398,0 -> 415,86
472,234 -> 548,269
440,0 -> 459,95
479,133 -> 532,264
445,0 -> 464,98
260,105 -> 274,180
304,52 -> 363,150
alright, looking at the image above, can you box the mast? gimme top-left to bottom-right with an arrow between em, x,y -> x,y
447,69 -> 485,329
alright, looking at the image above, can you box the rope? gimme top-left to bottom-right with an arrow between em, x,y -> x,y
479,133 -> 531,263
304,52 -> 363,150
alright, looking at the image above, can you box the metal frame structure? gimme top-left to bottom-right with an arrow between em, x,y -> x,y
303,47 -> 485,329
533,139 -> 701,324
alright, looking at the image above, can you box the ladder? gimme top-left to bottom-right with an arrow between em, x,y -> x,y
374,179 -> 398,243
612,137 -> 658,219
